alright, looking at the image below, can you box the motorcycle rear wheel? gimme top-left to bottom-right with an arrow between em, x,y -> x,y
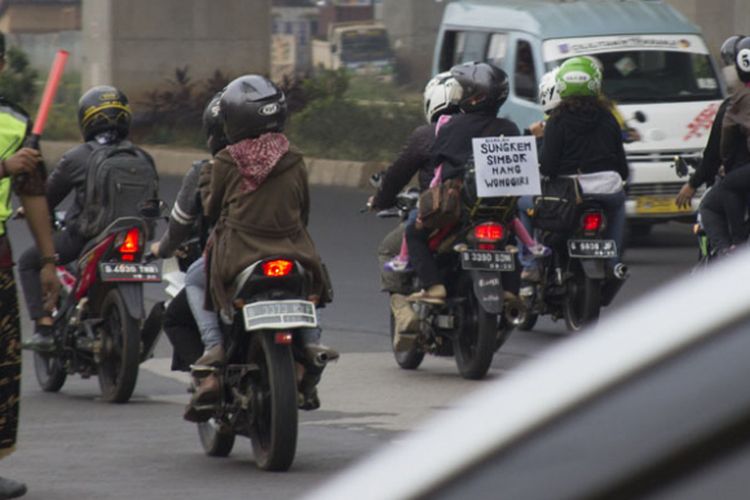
563,262 -> 602,332
390,311 -> 424,370
247,334 -> 298,471
518,313 -> 538,332
97,289 -> 141,403
33,351 -> 66,392
454,280 -> 497,380
198,418 -> 236,457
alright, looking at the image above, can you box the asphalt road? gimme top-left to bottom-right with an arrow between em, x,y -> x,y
1,178 -> 697,499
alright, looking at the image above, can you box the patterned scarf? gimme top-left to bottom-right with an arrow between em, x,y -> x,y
227,133 -> 290,193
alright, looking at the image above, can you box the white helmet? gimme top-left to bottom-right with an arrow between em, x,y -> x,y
423,72 -> 461,123
538,67 -> 561,113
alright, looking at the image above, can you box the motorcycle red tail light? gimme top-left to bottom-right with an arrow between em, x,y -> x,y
474,222 -> 504,242
118,228 -> 141,261
275,332 -> 293,345
582,212 -> 604,233
262,259 -> 293,277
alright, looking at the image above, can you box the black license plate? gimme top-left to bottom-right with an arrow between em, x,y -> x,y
567,239 -> 617,259
99,262 -> 162,282
461,251 -> 515,271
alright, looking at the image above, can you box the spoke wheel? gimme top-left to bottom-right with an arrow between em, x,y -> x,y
198,418 -> 235,457
97,289 -> 140,403
247,334 -> 298,471
453,278 -> 497,380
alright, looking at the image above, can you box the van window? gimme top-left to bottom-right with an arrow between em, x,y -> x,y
438,30 -> 489,71
514,40 -> 537,101
487,33 -> 508,68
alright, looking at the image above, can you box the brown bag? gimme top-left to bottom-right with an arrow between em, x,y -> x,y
418,178 -> 463,229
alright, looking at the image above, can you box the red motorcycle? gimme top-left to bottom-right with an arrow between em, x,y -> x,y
33,214 -> 161,403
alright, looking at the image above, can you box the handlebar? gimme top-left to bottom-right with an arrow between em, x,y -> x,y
672,155 -> 702,179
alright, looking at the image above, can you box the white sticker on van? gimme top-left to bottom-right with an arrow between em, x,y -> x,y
697,78 -> 718,90
544,34 -> 708,62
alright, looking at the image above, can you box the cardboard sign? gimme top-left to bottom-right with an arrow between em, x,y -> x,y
472,136 -> 541,198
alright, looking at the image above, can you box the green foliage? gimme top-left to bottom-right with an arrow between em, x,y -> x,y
0,46 -> 39,109
287,97 -> 423,162
42,72 -> 82,141
302,68 -> 349,101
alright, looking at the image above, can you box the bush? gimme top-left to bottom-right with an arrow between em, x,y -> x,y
0,46 -> 38,110
41,72 -> 82,141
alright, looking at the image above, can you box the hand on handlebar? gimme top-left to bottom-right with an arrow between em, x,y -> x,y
675,183 -> 695,210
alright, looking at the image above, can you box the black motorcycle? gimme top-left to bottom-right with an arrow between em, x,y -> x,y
32,211 -> 162,403
377,166 -> 524,381
193,257 -> 328,471
518,199 -> 626,332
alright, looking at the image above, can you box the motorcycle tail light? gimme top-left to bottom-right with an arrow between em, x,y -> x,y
262,259 -> 293,277
117,228 -> 141,262
582,212 -> 604,233
473,222 -> 504,242
275,332 -> 293,345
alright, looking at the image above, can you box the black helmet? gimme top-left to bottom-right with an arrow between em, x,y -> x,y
720,35 -> 743,66
220,75 -> 287,144
202,91 -> 227,155
733,37 -> 750,83
450,62 -> 509,114
77,85 -> 131,141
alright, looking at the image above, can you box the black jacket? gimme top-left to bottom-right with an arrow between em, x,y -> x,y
156,160 -> 205,257
432,112 -> 521,181
372,123 -> 436,209
540,106 -> 628,180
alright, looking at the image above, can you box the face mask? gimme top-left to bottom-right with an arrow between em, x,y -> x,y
723,65 -> 740,93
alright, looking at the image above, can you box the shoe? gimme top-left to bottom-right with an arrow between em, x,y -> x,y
529,243 -> 552,258
520,267 -> 541,283
384,257 -> 412,273
22,326 -> 55,352
298,373 -> 322,411
0,476 -> 27,499
194,344 -> 225,367
183,373 -> 220,423
406,284 -> 447,304
391,294 -> 419,332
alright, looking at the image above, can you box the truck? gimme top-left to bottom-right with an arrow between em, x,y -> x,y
312,22 -> 395,79
433,0 -> 726,235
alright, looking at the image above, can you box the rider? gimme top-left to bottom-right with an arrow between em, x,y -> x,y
405,61 -> 521,303
198,74 -> 336,411
21,86 -> 154,351
151,92 -> 227,372
539,56 -> 628,266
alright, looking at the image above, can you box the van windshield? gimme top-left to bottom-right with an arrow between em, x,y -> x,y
549,51 -> 722,104
340,29 -> 392,63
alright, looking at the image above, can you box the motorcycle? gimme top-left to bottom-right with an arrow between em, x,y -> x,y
31,206 -> 162,403
375,164 -> 524,381
518,197 -> 626,332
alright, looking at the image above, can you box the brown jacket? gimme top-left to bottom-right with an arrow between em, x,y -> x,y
200,147 -> 330,314
721,85 -> 750,167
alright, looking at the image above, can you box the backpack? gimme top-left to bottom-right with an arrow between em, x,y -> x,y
78,142 -> 159,239
532,176 -> 581,234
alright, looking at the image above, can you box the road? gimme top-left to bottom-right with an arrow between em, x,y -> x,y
2,179 -> 697,499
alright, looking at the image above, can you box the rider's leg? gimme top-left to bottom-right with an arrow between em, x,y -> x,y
19,229 -> 87,350
700,185 -> 734,253
162,288 -> 203,371
586,191 -> 626,269
404,219 -> 445,303
183,256 -> 223,355
718,165 -> 750,245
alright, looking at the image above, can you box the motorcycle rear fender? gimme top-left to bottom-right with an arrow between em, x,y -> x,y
116,283 -> 145,320
471,271 -> 504,315
579,259 -> 607,280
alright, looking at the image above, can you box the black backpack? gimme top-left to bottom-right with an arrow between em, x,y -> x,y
78,142 -> 159,239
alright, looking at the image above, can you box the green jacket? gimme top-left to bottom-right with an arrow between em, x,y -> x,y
0,98 -> 30,235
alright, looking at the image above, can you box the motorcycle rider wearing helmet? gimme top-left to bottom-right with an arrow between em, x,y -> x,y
151,92 -> 228,373
195,75 -> 336,412
540,56 -> 628,265
22,86 -> 154,351
405,62 -> 521,303
678,35 -> 750,254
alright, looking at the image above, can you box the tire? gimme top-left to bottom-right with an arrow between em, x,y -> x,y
33,351 -> 66,392
198,418 -> 236,457
518,312 -> 538,332
563,262 -> 602,332
389,311 -> 424,370
453,279 -> 498,380
97,289 -> 141,403
495,316 -> 514,351
247,334 -> 298,471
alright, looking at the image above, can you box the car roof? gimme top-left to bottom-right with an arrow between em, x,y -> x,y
302,249 -> 750,500
441,0 -> 700,40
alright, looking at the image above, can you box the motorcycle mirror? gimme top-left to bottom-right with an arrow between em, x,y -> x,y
633,111 -> 647,123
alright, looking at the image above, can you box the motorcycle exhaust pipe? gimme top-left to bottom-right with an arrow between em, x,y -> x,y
305,345 -> 341,369
602,263 -> 629,307
503,292 -> 527,327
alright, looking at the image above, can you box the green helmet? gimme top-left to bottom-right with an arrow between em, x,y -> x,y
556,57 -> 602,99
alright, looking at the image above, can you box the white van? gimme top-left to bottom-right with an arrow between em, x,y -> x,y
433,0 -> 726,234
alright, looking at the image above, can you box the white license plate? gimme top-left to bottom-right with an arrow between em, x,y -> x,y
460,251 -> 515,271
99,262 -> 161,282
243,300 -> 317,332
567,239 -> 617,259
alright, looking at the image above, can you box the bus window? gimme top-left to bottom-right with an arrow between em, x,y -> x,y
514,40 -> 537,101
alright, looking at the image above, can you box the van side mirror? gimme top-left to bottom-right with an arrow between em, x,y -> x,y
633,111 -> 647,123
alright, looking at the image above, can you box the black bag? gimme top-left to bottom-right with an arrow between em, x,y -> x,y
78,142 -> 159,239
532,177 -> 581,234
